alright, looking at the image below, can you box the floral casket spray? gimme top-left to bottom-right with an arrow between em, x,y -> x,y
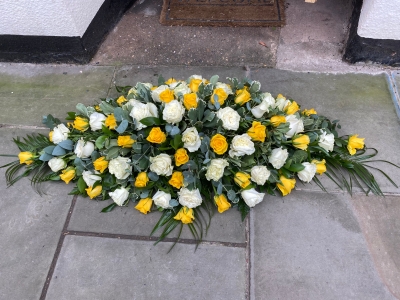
1,74 -> 398,250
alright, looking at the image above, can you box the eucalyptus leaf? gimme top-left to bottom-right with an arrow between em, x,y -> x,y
52,145 -> 67,156
39,153 -> 53,162
57,139 -> 74,150
76,103 -> 89,117
148,172 -> 159,181
116,119 -> 128,134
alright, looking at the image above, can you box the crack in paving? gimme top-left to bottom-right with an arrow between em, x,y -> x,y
40,195 -> 77,300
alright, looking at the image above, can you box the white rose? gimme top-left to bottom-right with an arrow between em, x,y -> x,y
297,162 -> 317,183
229,134 -> 255,158
52,123 -> 70,144
48,157 -> 66,172
318,131 -> 335,152
250,166 -> 271,185
189,74 -> 203,80
251,93 -> 275,118
275,95 -> 290,111
162,100 -> 185,124
108,156 -> 131,179
82,170 -> 102,187
74,139 -> 94,158
269,147 -> 288,169
152,85 -> 174,103
205,158 -> 229,181
173,82 -> 191,97
216,107 -> 241,131
152,190 -> 172,209
129,100 -> 158,130
178,188 -> 202,208
182,127 -> 201,152
285,115 -> 304,138
89,112 -> 106,131
109,187 -> 129,206
215,82 -> 233,95
241,188 -> 265,208
149,154 -> 173,176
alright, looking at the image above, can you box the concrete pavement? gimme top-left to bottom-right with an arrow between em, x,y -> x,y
1,64 -> 400,299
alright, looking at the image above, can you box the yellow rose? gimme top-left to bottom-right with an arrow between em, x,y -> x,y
60,167 -> 76,184
174,207 -> 195,224
18,151 -> 34,165
312,159 -> 326,175
105,114 -> 117,129
189,78 -> 202,92
93,156 -> 108,173
146,127 -> 167,144
347,134 -> 365,155
49,131 -> 53,142
234,172 -> 251,189
247,121 -> 267,142
211,88 -> 228,106
302,108 -> 317,116
235,88 -> 251,106
169,171 -> 184,189
73,116 -> 89,132
270,115 -> 286,127
165,78 -> 177,85
183,93 -> 198,110
175,148 -> 189,166
214,194 -> 231,213
85,185 -> 102,199
134,172 -> 149,188
210,134 -> 228,155
116,95 -> 127,106
117,135 -> 135,148
135,198 -> 153,214
284,101 -> 300,115
94,105 -> 102,112
277,175 -> 296,196
159,89 -> 175,103
292,134 -> 310,150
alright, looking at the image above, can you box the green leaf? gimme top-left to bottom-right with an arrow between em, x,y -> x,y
197,100 -> 206,120
106,146 -> 120,160
99,102 -> 115,115
52,145 -> 67,156
286,163 -> 305,172
210,75 -> 219,85
140,117 -> 161,126
39,153 -> 53,162
95,136 -> 107,149
238,200 -> 250,221
76,103 -> 89,117
101,203 -> 117,213
158,75 -> 166,86
77,176 -> 86,193
188,109 -> 198,122
57,139 -> 74,150
116,119 -> 129,134
43,146 -> 56,155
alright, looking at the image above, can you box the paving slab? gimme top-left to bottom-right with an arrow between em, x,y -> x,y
68,196 -> 246,244
252,69 -> 400,194
0,128 -> 72,300
351,195 -> 400,299
252,191 -> 395,300
92,0 -> 279,67
0,63 -> 115,126
46,235 -> 247,300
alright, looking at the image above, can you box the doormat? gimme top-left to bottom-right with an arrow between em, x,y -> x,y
160,0 -> 285,27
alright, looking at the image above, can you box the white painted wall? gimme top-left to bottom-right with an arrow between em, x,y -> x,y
358,0 -> 400,40
0,0 -> 104,37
